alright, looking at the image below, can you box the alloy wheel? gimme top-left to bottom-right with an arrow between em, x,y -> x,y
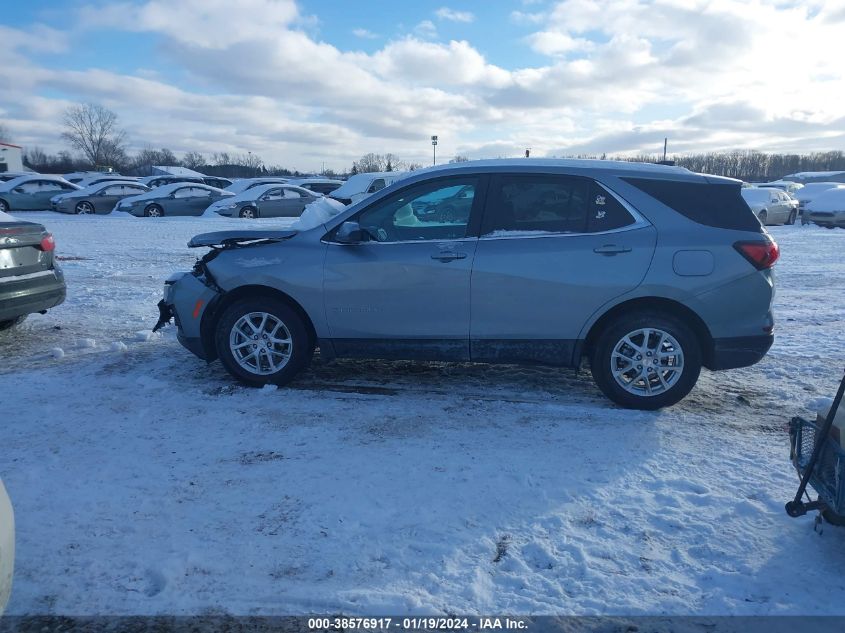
229,312 -> 293,375
610,327 -> 684,396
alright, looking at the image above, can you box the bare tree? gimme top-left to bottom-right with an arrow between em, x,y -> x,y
182,151 -> 206,169
449,155 -> 470,163
61,103 -> 127,168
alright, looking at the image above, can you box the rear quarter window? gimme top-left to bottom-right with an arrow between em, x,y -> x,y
624,178 -> 760,231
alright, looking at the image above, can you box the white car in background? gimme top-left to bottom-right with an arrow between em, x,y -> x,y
756,180 -> 804,195
329,171 -> 408,206
223,177 -> 290,196
740,187 -> 797,225
805,188 -> 845,228
794,182 -> 845,223
286,177 -> 344,195
0,479 -> 13,614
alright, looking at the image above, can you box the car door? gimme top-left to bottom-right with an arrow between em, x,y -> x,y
168,186 -> 195,214
186,187 -> 214,215
277,187 -> 309,217
323,175 -> 486,361
34,181 -> 66,209
94,184 -> 124,212
9,181 -> 41,209
256,188 -> 284,216
470,173 -> 657,366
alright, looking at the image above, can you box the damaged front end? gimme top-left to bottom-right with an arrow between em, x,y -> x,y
153,230 -> 297,360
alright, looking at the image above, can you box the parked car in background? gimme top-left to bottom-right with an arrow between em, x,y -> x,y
64,171 -> 126,184
412,183 -> 475,222
50,175 -> 140,208
329,171 -> 408,206
210,184 -> 320,218
116,182 -> 233,217
54,181 -> 151,214
740,187 -> 797,225
794,182 -> 845,224
756,180 -> 804,196
0,171 -> 34,183
287,178 -> 344,195
157,159 -> 777,410
139,175 -> 205,188
0,478 -> 12,615
0,209 -> 66,329
805,188 -> 845,228
0,175 -> 80,212
224,177 -> 290,195
202,176 -> 233,190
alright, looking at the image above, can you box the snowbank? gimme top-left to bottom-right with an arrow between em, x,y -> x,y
0,210 -> 18,223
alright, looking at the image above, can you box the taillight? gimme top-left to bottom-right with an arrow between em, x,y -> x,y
734,239 -> 779,270
39,234 -> 56,252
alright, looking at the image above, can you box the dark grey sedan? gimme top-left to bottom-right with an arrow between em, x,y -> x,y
210,184 -> 320,218
54,181 -> 151,214
116,183 -> 234,217
0,213 -> 65,329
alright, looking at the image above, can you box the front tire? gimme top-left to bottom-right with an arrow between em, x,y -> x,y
590,311 -> 702,410
0,315 -> 26,331
239,206 -> 258,219
214,297 -> 313,387
75,200 -> 95,215
144,204 -> 164,217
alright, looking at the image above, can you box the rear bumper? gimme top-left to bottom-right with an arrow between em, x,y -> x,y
709,334 -> 773,370
0,270 -> 66,322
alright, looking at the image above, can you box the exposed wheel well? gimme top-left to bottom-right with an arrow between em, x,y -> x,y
200,285 -> 317,361
583,297 -> 714,367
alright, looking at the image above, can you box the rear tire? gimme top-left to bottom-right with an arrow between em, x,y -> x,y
0,199 -> 8,213
757,210 -> 768,225
239,206 -> 258,219
144,204 -> 164,217
787,210 -> 797,225
823,509 -> 845,526
590,311 -> 702,410
0,315 -> 26,331
214,296 -> 313,387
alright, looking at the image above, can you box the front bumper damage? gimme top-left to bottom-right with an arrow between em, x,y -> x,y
153,270 -> 222,361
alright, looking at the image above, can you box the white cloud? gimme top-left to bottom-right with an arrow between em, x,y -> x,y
435,7 -> 476,23
413,20 -> 438,39
352,28 -> 379,40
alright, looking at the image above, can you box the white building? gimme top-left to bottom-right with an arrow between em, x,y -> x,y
0,142 -> 23,173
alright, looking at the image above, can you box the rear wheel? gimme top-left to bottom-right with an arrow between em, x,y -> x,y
0,315 -> 26,331
239,206 -> 258,219
75,200 -> 95,215
590,311 -> 702,410
757,210 -> 768,225
144,204 -> 164,217
214,296 -> 313,387
0,199 -> 8,213
787,210 -> 797,225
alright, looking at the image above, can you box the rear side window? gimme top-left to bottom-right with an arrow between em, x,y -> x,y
624,178 -> 760,231
482,175 -> 591,235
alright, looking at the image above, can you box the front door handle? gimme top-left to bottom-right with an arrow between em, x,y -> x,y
593,244 -> 632,255
431,251 -> 467,262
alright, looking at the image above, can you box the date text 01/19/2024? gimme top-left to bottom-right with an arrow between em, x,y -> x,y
307,617 -> 529,630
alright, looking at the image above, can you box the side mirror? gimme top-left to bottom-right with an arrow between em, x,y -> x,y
335,221 -> 367,244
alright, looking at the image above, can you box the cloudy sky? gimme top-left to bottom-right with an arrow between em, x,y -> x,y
2,0 -> 844,171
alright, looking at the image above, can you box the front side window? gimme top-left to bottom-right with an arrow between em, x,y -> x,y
173,187 -> 193,198
367,178 -> 386,194
191,187 -> 212,198
355,177 -> 478,242
39,181 -> 64,192
260,188 -> 283,201
282,188 -> 302,199
17,182 -> 40,193
101,185 -> 123,195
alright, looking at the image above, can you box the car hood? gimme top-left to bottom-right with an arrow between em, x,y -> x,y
188,230 -> 298,248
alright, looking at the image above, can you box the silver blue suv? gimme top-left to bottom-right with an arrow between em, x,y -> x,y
155,159 -> 777,409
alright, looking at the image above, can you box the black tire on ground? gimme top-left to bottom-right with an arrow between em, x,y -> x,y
0,315 -> 26,331
823,509 -> 845,526
0,199 -> 8,213
787,210 -> 797,225
757,210 -> 768,225
239,206 -> 258,219
144,204 -> 164,217
214,296 -> 313,387
589,311 -> 703,410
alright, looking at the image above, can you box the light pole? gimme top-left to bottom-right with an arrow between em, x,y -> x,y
431,135 -> 438,165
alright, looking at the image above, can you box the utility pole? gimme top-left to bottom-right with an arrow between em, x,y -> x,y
431,135 -> 438,165
663,138 -> 668,162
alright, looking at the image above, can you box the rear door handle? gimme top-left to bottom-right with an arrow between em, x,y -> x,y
431,251 -> 467,262
593,244 -> 632,255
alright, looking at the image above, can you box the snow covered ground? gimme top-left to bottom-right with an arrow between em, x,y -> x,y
2,212 -> 845,616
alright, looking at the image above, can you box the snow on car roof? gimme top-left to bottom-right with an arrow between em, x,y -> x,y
807,187 -> 845,211
0,174 -> 77,192
123,181 -> 227,200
